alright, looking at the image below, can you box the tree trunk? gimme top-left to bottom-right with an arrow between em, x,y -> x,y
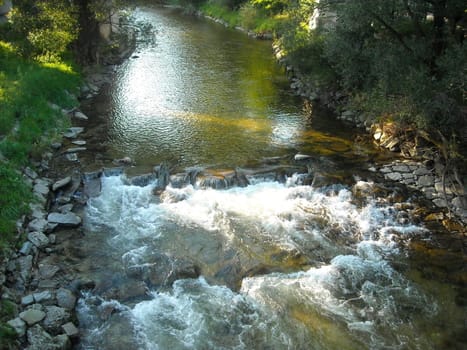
75,0 -> 101,64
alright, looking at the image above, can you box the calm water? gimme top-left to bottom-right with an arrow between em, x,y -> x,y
105,6 -> 365,172
76,5 -> 466,350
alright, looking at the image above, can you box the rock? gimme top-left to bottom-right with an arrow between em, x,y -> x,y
71,140 -> 86,146
65,153 -> 78,162
28,218 -> 48,233
20,309 -> 46,326
20,241 -> 34,255
47,212 -> 82,227
30,206 -> 47,220
17,255 -> 33,282
65,147 -> 87,153
39,264 -> 60,279
51,142 -> 62,150
21,294 -> 35,306
33,183 -> 50,197
26,324 -> 52,349
52,177 -> 71,191
33,290 -> 54,304
43,306 -> 71,333
386,172 -> 402,181
126,173 -> 156,187
53,334 -> 71,350
392,164 -> 410,172
113,156 -> 134,166
48,234 -> 56,244
57,204 -> 73,214
56,288 -> 76,310
7,317 -> 26,337
294,153 -> 312,161
24,167 -> 38,180
63,127 -> 84,139
433,198 -> 448,207
28,231 -> 50,248
61,322 -> 79,338
73,111 -> 88,120
418,175 -> 435,187
154,163 -> 170,192
413,167 -> 431,176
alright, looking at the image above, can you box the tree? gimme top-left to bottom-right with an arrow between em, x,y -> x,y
317,0 -> 466,132
8,0 -> 78,61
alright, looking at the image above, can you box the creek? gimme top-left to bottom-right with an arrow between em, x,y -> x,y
73,5 -> 465,349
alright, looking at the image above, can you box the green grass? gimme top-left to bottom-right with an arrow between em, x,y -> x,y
0,40 -> 81,254
198,2 -> 285,34
200,3 -> 241,27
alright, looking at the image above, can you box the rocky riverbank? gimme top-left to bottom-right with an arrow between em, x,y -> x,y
272,43 -> 467,227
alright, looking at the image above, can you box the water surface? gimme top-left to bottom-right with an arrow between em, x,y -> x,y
75,5 -> 466,350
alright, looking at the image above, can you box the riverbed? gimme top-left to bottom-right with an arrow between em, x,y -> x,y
70,5 -> 466,349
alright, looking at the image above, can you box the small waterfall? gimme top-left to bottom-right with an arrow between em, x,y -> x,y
77,169 -> 450,350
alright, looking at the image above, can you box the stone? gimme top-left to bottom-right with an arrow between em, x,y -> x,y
58,204 -> 74,213
65,153 -> 78,162
63,127 -> 84,139
43,306 -> 71,333
20,241 -> 33,255
26,324 -> 53,349
30,206 -> 47,220
21,294 -> 35,306
73,111 -> 88,120
24,167 -> 38,180
51,142 -> 62,150
452,196 -> 467,210
28,218 -> 48,233
28,231 -> 49,248
71,140 -> 86,146
33,182 -> 50,196
65,147 -> 87,153
47,212 -> 82,227
54,334 -> 71,350
61,322 -> 79,338
56,288 -> 76,310
386,172 -> 402,181
294,153 -> 312,161
52,177 -> 72,192
20,309 -> 46,326
18,255 -> 33,282
418,175 -> 435,187
433,198 -> 448,208
7,317 -> 26,337
33,290 -> 54,304
39,264 -> 60,279
48,234 -> 56,244
413,167 -> 431,176
392,164 -> 410,173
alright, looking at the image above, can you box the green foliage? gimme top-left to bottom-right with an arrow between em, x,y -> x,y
0,39 -> 79,252
8,0 -> 78,61
201,2 -> 242,26
317,0 -> 466,133
0,164 -> 31,249
0,299 -> 19,349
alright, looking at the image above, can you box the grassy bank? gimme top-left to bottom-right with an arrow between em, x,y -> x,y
0,41 -> 80,253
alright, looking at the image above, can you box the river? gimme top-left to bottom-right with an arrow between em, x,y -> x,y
74,5 -> 466,350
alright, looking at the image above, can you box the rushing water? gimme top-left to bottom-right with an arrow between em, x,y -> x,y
75,5 -> 466,350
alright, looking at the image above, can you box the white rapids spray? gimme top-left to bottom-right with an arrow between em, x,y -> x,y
80,174 -> 437,350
